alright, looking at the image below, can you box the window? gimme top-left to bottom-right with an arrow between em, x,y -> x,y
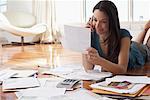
85,0 -> 100,21
0,0 -> 7,12
55,0 -> 83,26
85,0 -> 150,22
111,0 -> 128,22
133,0 -> 150,21
85,0 -> 128,22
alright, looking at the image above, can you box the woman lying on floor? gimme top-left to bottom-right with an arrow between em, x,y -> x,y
82,0 -> 150,74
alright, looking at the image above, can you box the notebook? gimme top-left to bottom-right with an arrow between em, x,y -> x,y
90,81 -> 146,94
0,68 -> 17,82
90,76 -> 149,97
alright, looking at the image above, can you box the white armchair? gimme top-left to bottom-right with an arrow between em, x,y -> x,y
0,11 -> 47,45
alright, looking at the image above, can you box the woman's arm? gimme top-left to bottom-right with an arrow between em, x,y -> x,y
84,37 -> 131,74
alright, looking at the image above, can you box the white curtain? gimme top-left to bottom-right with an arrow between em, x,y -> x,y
32,0 -> 85,43
55,0 -> 85,25
32,0 -> 57,43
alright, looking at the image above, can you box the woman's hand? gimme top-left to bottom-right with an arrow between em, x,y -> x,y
85,17 -> 95,31
85,47 -> 101,65
82,53 -> 94,72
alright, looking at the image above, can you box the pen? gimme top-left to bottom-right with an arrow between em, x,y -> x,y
33,73 -> 38,78
38,65 -> 40,68
0,81 -> 2,85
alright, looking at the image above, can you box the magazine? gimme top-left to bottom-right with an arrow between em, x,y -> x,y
107,81 -> 134,89
90,81 -> 146,94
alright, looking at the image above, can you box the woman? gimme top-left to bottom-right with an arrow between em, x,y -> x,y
82,0 -> 150,74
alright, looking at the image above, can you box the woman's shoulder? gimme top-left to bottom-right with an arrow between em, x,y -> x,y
120,28 -> 132,39
120,28 -> 130,33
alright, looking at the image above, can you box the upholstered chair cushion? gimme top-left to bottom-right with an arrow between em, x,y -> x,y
3,11 -> 36,28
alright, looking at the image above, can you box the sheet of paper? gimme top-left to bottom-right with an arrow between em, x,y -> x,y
2,77 -> 40,91
50,88 -> 113,100
106,75 -> 150,84
62,25 -> 91,53
17,87 -> 66,98
0,68 -> 17,81
63,70 -> 112,81
42,64 -> 111,81
11,69 -> 38,78
42,64 -> 82,76
37,77 -> 62,87
17,97 -> 50,100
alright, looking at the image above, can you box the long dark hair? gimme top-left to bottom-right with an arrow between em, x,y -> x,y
93,0 -> 121,63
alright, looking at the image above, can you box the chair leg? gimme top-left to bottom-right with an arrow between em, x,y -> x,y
21,36 -> 24,46
11,36 -> 35,46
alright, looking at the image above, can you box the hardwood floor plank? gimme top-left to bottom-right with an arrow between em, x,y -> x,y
1,44 -> 82,69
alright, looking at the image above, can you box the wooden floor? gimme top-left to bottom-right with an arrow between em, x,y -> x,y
0,44 -> 150,100
0,44 -> 83,100
0,44 -> 82,70
1,43 -> 150,75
